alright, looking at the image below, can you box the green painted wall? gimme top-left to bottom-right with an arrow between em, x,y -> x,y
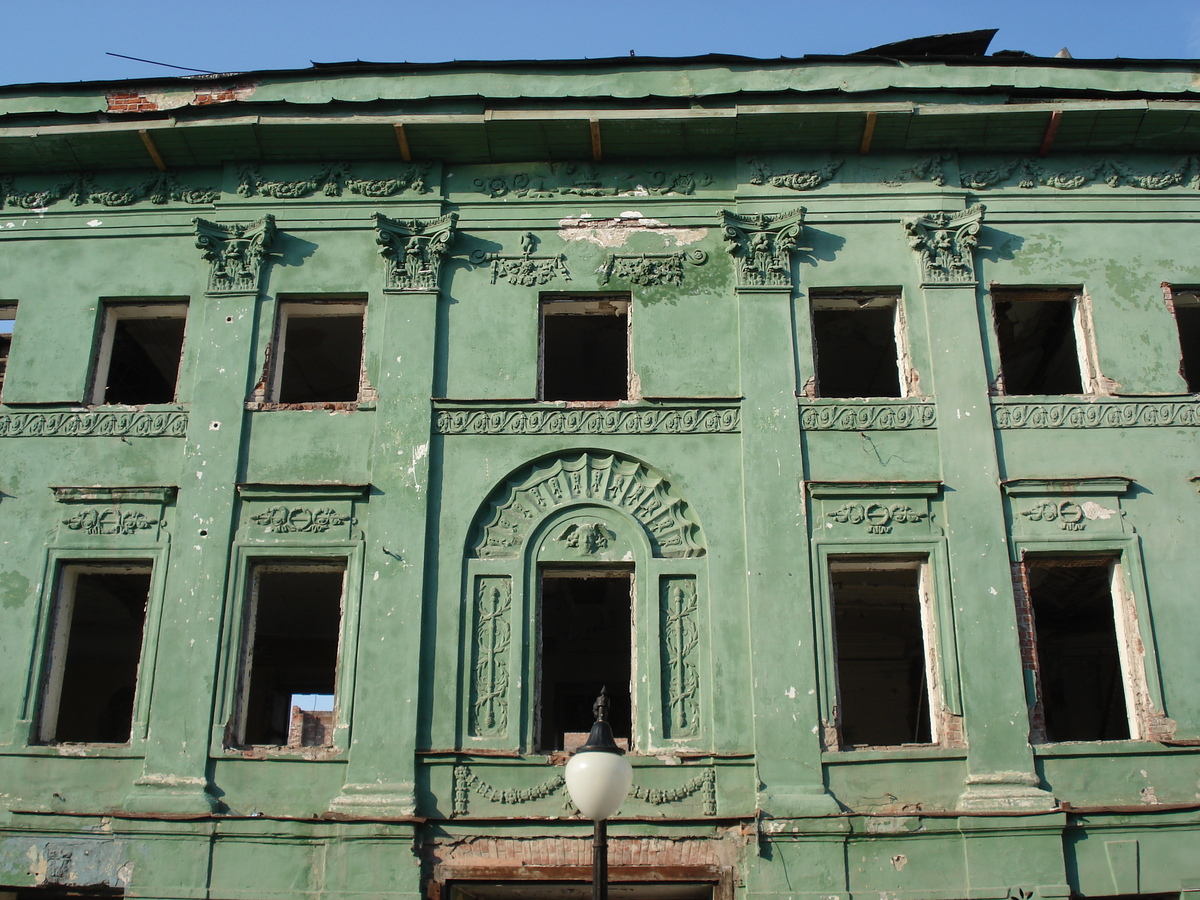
0,110 -> 1199,900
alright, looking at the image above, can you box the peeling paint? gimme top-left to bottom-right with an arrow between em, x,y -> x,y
558,213 -> 707,248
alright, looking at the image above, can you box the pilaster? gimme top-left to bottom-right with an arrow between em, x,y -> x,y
727,206 -> 840,816
905,205 -> 1055,812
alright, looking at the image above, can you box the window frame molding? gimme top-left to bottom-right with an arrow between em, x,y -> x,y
18,544 -> 171,756
537,291 -> 634,404
460,508 -> 710,757
88,297 -> 190,407
1011,536 -> 1161,747
807,481 -> 961,755
255,295 -> 370,408
0,301 -> 16,401
212,539 -> 365,758
807,289 -> 916,399
812,540 -> 958,753
987,285 -> 1105,397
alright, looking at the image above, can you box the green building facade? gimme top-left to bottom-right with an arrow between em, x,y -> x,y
1,35 -> 1200,900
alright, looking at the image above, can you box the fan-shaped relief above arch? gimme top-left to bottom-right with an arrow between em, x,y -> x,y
470,452 -> 705,559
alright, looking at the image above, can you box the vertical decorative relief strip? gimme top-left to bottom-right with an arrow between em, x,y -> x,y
469,576 -> 512,738
660,576 -> 700,738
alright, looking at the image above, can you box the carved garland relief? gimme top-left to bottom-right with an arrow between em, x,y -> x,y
450,763 -> 716,816
470,232 -> 570,286
599,250 -> 708,286
825,503 -> 928,534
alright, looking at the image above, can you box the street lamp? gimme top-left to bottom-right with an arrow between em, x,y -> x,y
564,688 -> 634,900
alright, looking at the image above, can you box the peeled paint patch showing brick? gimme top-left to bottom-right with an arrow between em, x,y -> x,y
106,83 -> 256,113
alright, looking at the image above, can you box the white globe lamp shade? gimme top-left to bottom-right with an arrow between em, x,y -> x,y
565,749 -> 633,821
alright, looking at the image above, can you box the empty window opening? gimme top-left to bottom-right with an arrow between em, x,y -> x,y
0,304 -> 14,396
538,570 -> 632,751
91,303 -> 187,405
829,558 -> 935,748
540,295 -> 630,401
992,288 -> 1087,395
236,561 -> 345,747
811,292 -> 905,398
272,300 -> 366,403
39,563 -> 151,744
1024,558 -> 1131,743
1169,289 -> 1200,392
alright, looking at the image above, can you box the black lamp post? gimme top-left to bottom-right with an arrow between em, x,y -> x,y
564,688 -> 634,900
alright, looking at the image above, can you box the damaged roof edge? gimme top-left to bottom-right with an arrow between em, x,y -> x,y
2,47 -> 1200,98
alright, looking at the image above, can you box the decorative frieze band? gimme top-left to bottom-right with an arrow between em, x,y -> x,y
799,401 -> 936,431
238,162 -> 431,199
0,411 -> 188,438
1,170 -> 218,209
993,400 -> 1200,429
746,155 -> 1200,193
471,164 -> 712,198
436,406 -> 740,436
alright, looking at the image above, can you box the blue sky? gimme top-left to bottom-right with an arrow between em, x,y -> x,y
6,0 -> 1200,86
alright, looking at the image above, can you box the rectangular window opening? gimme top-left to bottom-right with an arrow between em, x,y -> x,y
811,291 -> 905,398
829,557 -> 936,749
91,301 -> 187,405
1169,288 -> 1200,392
0,303 -> 15,397
538,569 -> 632,752
38,563 -> 152,745
540,294 -> 630,402
992,287 -> 1087,395
235,560 -> 346,748
1024,557 -> 1132,743
271,300 -> 366,404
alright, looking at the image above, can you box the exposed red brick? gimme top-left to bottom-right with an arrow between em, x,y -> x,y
106,91 -> 158,113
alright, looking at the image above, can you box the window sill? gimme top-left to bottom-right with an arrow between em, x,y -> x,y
1034,740 -> 1193,757
13,743 -> 145,759
222,745 -> 347,761
822,745 -> 967,764
87,402 -> 185,411
246,400 -> 375,412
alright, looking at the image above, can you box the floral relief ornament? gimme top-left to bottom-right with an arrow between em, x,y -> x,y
470,232 -> 570,286
903,204 -> 984,286
720,207 -> 806,289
